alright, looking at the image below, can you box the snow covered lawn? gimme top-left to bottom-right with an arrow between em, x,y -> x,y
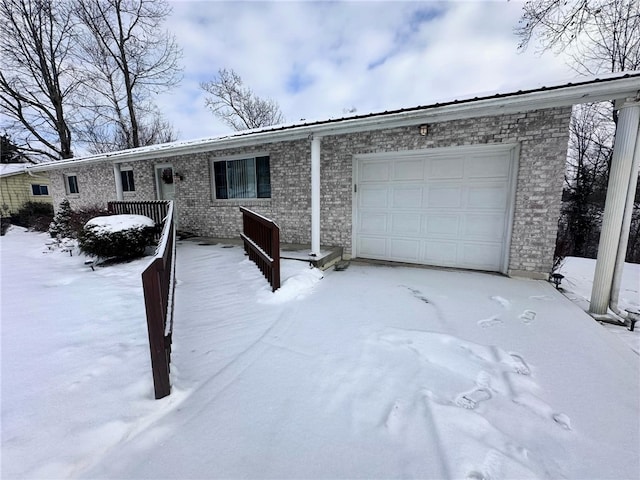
1,228 -> 638,479
559,256 -> 640,355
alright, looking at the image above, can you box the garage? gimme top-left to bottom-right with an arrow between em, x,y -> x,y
353,145 -> 518,272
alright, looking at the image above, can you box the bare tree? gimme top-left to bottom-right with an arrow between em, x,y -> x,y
0,0 -> 81,160
559,103 -> 614,257
74,0 -> 181,151
516,0 -> 640,261
516,0 -> 640,75
201,69 -> 285,131
82,107 -> 177,154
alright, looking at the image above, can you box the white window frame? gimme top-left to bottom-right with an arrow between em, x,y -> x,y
64,174 -> 79,195
121,167 -> 135,192
210,152 -> 271,201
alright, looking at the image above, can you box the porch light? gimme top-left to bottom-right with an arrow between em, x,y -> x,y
419,124 -> 428,136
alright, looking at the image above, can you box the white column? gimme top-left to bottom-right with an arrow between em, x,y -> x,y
610,122 -> 640,308
113,163 -> 124,201
590,98 -> 640,315
311,136 -> 321,256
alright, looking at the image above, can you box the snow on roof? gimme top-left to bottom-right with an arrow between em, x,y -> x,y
28,71 -> 640,172
0,163 -> 27,177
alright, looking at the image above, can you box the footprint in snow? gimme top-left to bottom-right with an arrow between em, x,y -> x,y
456,371 -> 492,409
514,393 -> 572,430
507,353 -> 531,376
466,449 -> 504,480
478,315 -> 504,328
490,295 -> 511,309
519,310 -> 536,324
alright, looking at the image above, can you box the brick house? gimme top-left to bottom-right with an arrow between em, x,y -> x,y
30,72 -> 640,287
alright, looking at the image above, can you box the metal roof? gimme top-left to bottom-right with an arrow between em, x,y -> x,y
29,71 -> 640,172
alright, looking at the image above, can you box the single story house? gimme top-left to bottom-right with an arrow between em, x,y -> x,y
28,72 -> 640,293
0,163 -> 52,218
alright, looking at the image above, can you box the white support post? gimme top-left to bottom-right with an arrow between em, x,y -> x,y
311,135 -> 321,256
113,163 -> 124,201
590,98 -> 640,315
610,124 -> 640,309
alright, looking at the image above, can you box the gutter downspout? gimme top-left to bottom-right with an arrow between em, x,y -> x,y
609,120 -> 640,318
113,163 -> 124,201
310,135 -> 321,256
589,97 -> 640,316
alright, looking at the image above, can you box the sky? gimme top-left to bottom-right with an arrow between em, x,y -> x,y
156,0 -> 576,141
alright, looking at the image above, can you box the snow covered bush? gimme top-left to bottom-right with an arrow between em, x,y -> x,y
79,214 -> 155,261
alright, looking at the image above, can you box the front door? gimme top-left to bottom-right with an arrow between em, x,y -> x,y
155,165 -> 176,201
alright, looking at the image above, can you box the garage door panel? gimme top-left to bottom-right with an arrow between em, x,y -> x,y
360,186 -> 389,208
361,162 -> 390,182
390,238 -> 420,261
465,154 -> 511,179
391,213 -> 421,235
430,157 -> 464,179
461,243 -> 502,269
392,186 -> 423,208
427,186 -> 462,208
394,159 -> 424,181
358,236 -> 387,257
359,212 -> 387,234
463,214 -> 505,240
467,184 -> 508,209
424,241 -> 458,265
356,147 -> 513,272
425,214 -> 460,237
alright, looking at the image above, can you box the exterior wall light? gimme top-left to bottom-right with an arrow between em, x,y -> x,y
419,124 -> 428,136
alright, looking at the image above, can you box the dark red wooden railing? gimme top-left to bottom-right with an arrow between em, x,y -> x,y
141,201 -> 176,399
240,206 -> 280,291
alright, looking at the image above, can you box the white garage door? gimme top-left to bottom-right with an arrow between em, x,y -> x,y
354,145 -> 517,272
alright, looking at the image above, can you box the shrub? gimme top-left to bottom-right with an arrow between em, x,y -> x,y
11,202 -> 54,232
69,204 -> 109,238
1,217 -> 10,236
49,200 -> 111,240
78,215 -> 155,261
49,199 -> 73,240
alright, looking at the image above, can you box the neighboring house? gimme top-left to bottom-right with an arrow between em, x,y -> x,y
0,164 -> 52,218
28,72 -> 640,283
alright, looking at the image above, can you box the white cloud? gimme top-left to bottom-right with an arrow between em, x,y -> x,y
159,0 -> 575,140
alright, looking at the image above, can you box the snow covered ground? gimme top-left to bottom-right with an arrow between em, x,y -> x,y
558,257 -> 640,355
1,227 -> 638,479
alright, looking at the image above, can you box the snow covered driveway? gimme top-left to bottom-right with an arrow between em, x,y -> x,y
2,229 -> 638,479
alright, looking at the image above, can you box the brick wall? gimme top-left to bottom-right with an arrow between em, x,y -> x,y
48,105 -> 571,278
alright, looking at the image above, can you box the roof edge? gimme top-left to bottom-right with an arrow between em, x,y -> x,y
29,71 -> 640,172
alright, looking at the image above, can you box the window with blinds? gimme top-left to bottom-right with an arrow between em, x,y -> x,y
213,156 -> 271,199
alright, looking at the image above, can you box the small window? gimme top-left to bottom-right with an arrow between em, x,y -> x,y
31,184 -> 49,196
121,169 -> 135,192
65,175 -> 79,194
212,156 -> 271,199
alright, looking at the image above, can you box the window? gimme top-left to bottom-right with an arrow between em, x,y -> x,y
65,175 -> 79,194
121,169 -> 135,192
213,155 -> 271,199
31,184 -> 49,196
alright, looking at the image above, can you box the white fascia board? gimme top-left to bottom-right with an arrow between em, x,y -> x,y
28,73 -> 640,173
